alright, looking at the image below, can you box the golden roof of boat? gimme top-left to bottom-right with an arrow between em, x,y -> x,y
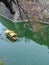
6,30 -> 17,36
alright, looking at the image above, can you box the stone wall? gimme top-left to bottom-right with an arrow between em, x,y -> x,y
0,2 -> 14,20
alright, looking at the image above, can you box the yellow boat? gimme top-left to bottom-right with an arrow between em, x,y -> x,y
5,30 -> 19,40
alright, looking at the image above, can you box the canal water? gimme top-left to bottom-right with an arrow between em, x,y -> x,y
0,15 -> 49,65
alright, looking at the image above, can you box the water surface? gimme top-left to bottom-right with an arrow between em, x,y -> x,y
0,15 -> 49,65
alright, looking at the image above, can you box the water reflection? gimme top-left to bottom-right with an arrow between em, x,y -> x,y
0,15 -> 33,41
0,15 -> 49,48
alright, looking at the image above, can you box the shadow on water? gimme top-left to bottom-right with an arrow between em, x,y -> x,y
6,36 -> 17,42
0,15 -> 49,48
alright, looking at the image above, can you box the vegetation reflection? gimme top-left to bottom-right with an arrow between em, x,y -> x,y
0,15 -> 49,48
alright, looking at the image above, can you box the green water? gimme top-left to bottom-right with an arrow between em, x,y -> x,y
0,15 -> 49,65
